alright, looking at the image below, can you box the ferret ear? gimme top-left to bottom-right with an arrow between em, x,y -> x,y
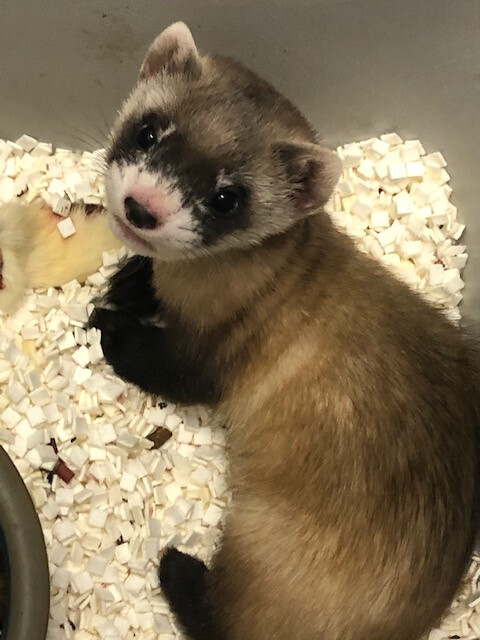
140,22 -> 201,80
273,142 -> 342,214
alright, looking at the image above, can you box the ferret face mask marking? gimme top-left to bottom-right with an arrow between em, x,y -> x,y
106,22 -> 342,261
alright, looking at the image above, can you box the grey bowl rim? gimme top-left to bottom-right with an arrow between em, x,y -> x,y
0,444 -> 49,640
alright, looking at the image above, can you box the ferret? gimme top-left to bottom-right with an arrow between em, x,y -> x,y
90,22 -> 480,640
0,200 -> 122,313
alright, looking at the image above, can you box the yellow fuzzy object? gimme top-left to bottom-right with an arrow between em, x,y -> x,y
0,200 -> 122,314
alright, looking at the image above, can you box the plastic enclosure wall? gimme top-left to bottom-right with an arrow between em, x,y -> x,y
0,0 -> 478,322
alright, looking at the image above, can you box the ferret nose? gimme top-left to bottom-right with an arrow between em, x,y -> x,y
124,197 -> 157,230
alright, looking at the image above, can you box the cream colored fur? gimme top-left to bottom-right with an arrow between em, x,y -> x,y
0,200 -> 122,314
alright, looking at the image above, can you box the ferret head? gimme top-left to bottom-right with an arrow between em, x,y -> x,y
106,22 -> 341,261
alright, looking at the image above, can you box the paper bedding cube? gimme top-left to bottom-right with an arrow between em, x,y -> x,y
0,201 -> 122,314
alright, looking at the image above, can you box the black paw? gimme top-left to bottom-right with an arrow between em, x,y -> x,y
105,255 -> 159,316
88,307 -> 126,349
159,548 -> 209,611
88,307 -> 167,395
88,307 -> 142,368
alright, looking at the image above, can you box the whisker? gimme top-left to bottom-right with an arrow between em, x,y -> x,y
77,109 -> 111,145
99,111 -> 113,139
68,133 -> 101,151
54,129 -> 88,151
57,121 -> 107,150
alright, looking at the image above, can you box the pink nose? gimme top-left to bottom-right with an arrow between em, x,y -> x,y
124,197 -> 157,230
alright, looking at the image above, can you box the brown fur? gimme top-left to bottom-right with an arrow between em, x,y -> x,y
152,211 -> 479,640
103,23 -> 480,640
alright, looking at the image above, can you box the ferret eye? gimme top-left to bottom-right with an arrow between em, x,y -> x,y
210,187 -> 242,216
137,125 -> 157,150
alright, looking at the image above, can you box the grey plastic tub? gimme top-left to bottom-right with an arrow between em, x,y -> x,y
0,446 -> 49,640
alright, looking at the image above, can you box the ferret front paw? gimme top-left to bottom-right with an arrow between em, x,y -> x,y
88,307 -> 167,394
88,307 -> 129,350
88,308 -> 143,371
104,255 -> 159,316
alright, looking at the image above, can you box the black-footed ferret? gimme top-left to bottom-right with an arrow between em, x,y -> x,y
90,22 -> 480,640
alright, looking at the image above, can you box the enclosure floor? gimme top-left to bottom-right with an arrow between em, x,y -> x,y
0,134 -> 475,640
